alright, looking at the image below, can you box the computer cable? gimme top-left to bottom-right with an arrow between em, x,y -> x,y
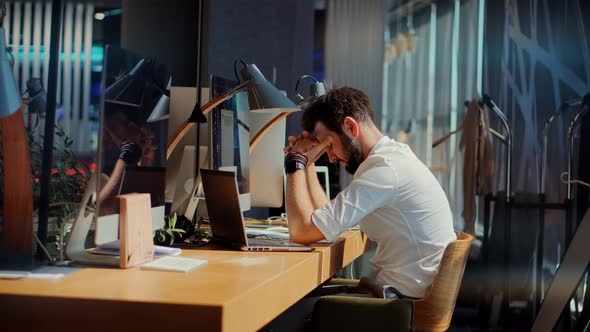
266,212 -> 288,224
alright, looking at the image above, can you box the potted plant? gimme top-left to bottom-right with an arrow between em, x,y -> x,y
154,213 -> 187,246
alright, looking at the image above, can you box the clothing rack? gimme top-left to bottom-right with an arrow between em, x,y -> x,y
482,94 -> 590,328
567,106 -> 590,233
482,95 -> 512,203
533,97 -> 590,330
430,95 -> 511,270
476,95 -> 515,326
432,94 -> 529,327
536,97 -> 583,312
563,102 -> 590,330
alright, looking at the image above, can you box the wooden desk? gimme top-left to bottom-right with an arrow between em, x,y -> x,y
0,230 -> 368,332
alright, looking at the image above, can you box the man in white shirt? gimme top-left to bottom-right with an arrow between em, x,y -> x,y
284,86 -> 456,299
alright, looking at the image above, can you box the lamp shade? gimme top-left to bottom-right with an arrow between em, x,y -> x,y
240,64 -> 298,113
104,58 -> 147,106
147,77 -> 171,123
0,27 -> 21,118
309,81 -> 326,98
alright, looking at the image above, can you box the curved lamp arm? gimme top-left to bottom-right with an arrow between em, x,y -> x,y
166,80 -> 249,159
249,112 -> 291,154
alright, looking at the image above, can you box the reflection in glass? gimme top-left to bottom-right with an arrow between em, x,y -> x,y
97,47 -> 169,226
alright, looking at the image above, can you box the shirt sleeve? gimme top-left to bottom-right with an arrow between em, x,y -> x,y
312,162 -> 398,242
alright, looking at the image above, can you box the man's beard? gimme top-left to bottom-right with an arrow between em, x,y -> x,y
340,134 -> 364,174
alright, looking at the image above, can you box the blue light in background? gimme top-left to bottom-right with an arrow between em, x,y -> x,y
15,45 -> 104,65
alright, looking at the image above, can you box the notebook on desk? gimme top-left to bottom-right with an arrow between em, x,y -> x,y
200,169 -> 313,252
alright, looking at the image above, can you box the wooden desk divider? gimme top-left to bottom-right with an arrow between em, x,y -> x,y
118,193 -> 155,268
0,104 -> 34,269
66,174 -> 158,267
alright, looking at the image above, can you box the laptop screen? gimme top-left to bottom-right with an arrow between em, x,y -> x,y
200,169 -> 248,247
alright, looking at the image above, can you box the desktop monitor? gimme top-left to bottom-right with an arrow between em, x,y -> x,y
210,75 -> 251,211
165,87 -> 210,207
95,46 -> 170,245
249,111 -> 287,208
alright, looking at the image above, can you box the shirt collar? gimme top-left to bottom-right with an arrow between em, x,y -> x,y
367,136 -> 391,157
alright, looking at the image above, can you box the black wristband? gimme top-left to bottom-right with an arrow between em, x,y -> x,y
284,152 -> 308,174
285,151 -> 308,164
285,159 -> 306,174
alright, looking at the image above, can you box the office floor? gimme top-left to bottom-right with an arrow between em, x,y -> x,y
447,241 -> 588,332
447,237 -> 536,332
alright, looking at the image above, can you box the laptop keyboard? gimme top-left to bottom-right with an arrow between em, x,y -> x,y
248,238 -> 297,247
246,229 -> 290,240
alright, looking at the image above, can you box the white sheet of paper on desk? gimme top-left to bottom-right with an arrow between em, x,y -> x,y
0,268 -> 69,280
96,240 -> 182,256
27,273 -> 65,280
140,256 -> 208,272
0,271 -> 29,279
266,226 -> 289,232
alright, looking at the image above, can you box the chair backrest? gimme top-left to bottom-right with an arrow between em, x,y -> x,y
414,231 -> 473,331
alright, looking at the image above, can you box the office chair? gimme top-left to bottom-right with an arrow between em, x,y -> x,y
312,231 -> 473,332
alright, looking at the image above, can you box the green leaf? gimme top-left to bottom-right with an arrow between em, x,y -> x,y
168,213 -> 178,229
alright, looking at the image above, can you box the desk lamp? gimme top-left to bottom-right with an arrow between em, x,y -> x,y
248,75 -> 325,154
168,61 -> 299,158
295,74 -> 326,104
0,9 -> 34,268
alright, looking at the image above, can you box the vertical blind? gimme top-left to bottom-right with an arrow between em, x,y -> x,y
382,0 -> 484,231
2,0 -> 95,153
324,0 -> 386,189
325,0 -> 386,119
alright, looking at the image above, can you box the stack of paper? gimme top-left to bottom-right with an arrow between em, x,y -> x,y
140,256 -> 208,272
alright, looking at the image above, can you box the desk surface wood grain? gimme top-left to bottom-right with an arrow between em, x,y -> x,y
0,230 -> 368,332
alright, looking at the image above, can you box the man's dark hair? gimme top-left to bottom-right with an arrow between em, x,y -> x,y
300,86 -> 375,134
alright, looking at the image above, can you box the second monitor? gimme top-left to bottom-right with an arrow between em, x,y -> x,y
209,75 -> 289,210
210,75 -> 251,211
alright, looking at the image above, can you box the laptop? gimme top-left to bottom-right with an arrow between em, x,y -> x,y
200,168 -> 314,252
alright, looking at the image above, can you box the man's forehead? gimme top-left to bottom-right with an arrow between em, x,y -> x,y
312,122 -> 331,137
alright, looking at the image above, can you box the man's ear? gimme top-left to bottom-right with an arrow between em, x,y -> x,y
342,116 -> 360,138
